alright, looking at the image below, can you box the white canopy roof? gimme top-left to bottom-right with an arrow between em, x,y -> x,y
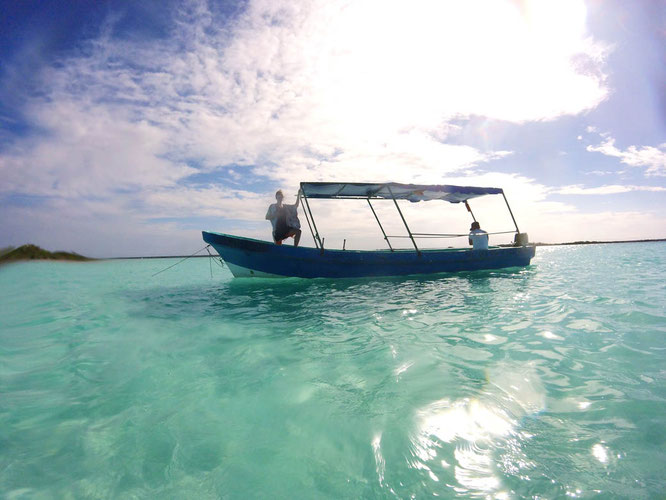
300,182 -> 503,203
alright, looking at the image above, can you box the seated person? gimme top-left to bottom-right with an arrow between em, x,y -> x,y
468,221 -> 489,250
265,189 -> 302,246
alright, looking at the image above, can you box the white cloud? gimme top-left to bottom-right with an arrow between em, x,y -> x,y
587,137 -> 666,176
142,185 -> 266,220
294,0 -> 609,128
556,184 -> 666,195
585,170 -> 614,176
527,210 -> 666,243
3,0 -> 610,188
0,102 -> 195,198
0,0 -> 617,254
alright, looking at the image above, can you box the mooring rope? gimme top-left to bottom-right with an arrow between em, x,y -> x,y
204,245 -> 225,278
151,245 -> 212,277
206,246 -> 225,267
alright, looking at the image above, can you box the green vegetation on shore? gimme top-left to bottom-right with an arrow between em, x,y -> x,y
0,244 -> 93,263
0,246 -> 15,257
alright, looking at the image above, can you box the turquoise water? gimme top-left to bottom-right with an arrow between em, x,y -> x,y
1,243 -> 665,499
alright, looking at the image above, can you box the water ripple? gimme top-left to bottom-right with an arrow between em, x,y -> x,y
1,244 -> 665,497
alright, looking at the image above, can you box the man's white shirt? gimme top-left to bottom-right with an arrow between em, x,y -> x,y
469,229 -> 489,250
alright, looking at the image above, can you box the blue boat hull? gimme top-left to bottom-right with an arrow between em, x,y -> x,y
202,231 -> 535,278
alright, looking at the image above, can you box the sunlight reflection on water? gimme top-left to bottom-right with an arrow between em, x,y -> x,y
390,361 -> 546,497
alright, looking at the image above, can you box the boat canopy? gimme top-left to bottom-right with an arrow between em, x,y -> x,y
300,182 -> 503,203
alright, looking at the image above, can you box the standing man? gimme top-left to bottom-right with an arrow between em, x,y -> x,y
266,189 -> 302,246
468,221 -> 489,250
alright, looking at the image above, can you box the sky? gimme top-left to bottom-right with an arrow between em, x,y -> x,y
0,0 -> 664,257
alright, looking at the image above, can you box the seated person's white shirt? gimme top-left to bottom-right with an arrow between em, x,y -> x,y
469,229 -> 489,250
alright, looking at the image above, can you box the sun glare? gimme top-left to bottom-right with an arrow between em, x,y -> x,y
305,0 -> 602,142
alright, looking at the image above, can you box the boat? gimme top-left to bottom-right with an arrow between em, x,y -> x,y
202,182 -> 535,278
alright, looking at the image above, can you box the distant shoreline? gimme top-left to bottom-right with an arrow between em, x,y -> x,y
532,238 -> 666,247
2,238 -> 664,262
118,237 -> 666,259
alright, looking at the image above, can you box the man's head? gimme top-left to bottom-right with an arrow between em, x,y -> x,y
470,221 -> 480,230
275,190 -> 284,201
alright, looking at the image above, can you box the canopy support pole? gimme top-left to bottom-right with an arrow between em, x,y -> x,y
501,191 -> 521,234
464,200 -> 477,222
387,185 -> 420,256
367,198 -> 393,251
301,191 -> 322,249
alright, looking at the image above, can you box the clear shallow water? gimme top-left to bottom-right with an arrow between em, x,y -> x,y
1,243 -> 665,499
